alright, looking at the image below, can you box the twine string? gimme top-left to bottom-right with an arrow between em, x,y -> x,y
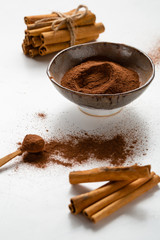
35,5 -> 88,46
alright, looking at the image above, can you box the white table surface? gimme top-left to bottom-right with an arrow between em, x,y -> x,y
0,0 -> 160,239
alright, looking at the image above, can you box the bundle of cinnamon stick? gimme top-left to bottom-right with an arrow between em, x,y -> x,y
69,165 -> 160,223
22,6 -> 105,57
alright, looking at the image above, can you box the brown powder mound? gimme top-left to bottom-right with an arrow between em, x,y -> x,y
22,134 -> 45,153
61,60 -> 140,94
23,134 -> 136,168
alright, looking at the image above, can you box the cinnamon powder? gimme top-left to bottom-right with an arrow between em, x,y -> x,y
22,133 -> 143,168
148,41 -> 160,65
61,60 -> 140,94
37,113 -> 46,119
21,134 -> 45,153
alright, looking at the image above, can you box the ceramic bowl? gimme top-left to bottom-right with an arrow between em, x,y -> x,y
47,42 -> 155,116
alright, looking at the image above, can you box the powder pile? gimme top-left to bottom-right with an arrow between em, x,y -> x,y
61,60 -> 140,94
22,133 -> 144,168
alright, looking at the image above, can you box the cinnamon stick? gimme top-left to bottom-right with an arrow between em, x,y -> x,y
90,174 -> 160,223
69,165 -> 151,184
27,20 -> 54,30
26,11 -> 96,31
40,23 -> 104,45
29,48 -> 39,58
25,35 -> 32,45
24,9 -> 75,24
69,180 -> 132,215
31,36 -> 42,47
22,42 -> 32,55
26,13 -> 95,37
83,172 -> 154,218
39,35 -> 99,56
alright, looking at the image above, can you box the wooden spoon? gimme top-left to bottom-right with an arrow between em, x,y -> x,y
0,134 -> 45,167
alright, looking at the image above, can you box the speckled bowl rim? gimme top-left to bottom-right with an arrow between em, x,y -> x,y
47,41 -> 155,97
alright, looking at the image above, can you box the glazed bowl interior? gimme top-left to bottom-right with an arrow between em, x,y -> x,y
47,42 -> 154,115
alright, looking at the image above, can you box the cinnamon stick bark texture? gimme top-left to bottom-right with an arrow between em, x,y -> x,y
83,172 -> 154,218
40,23 -> 104,45
24,9 -> 75,24
25,35 -> 32,45
90,174 -> 160,223
29,48 -> 39,58
31,37 -> 42,47
69,165 -> 151,184
27,21 -> 53,30
69,180 -> 131,214
22,42 -> 32,55
39,35 -> 99,56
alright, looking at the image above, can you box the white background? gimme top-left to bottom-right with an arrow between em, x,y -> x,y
0,0 -> 160,239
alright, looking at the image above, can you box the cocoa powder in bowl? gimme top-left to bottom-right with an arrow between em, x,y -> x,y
61,60 -> 140,94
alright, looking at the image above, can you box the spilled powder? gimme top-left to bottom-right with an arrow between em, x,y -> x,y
37,113 -> 46,119
148,41 -> 160,65
22,133 -> 147,169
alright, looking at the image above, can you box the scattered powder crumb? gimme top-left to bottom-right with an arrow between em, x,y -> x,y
37,113 -> 47,119
14,164 -> 19,172
17,142 -> 21,146
148,41 -> 160,65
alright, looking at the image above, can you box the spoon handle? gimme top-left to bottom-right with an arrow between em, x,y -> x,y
0,149 -> 22,167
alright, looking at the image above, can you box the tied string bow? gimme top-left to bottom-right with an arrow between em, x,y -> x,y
35,5 -> 88,46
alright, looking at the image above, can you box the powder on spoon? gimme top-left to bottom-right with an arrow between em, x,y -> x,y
21,134 -> 45,153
